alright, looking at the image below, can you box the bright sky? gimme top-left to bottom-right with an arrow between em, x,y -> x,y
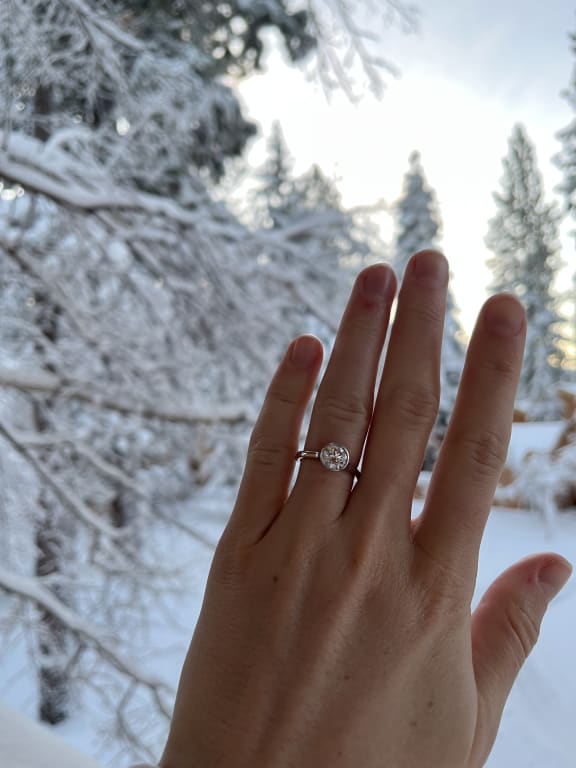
237,0 -> 576,336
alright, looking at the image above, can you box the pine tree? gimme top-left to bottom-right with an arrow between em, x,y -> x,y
393,152 -> 441,280
486,124 -> 564,418
554,25 -> 576,378
560,269 -> 576,372
251,122 -> 302,228
572,270 -> 576,368
251,124 -> 376,346
393,152 -> 466,467
555,27 -> 576,228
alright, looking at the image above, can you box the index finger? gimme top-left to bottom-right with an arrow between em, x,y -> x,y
413,294 -> 526,593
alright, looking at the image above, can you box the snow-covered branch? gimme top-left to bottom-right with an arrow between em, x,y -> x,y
307,0 -> 419,98
59,0 -> 146,52
0,367 -> 254,425
0,136 -> 201,220
9,428 -> 146,496
0,420 -> 129,540
0,564 -> 173,715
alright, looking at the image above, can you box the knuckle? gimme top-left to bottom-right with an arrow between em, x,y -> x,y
460,429 -> 508,480
480,352 -> 518,380
247,435 -> 291,470
316,392 -> 371,427
346,313 -> 383,339
267,385 -> 299,409
392,383 -> 439,428
416,594 -> 459,633
413,544 -> 469,624
413,585 -> 467,640
410,301 -> 445,327
504,599 -> 540,661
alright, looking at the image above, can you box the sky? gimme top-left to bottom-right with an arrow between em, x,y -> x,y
237,0 -> 576,336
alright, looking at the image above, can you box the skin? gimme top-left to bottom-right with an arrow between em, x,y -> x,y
159,250 -> 572,768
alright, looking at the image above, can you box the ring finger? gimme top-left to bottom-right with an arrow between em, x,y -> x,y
286,263 -> 396,526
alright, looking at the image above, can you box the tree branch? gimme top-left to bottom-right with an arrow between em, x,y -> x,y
0,368 -> 254,425
0,565 -> 173,717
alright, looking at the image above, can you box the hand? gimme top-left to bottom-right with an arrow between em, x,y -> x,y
159,250 -> 572,768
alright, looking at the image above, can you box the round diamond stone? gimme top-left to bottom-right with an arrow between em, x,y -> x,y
319,443 -> 350,472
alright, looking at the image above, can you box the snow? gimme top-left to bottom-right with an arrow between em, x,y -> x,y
0,702 -> 104,768
505,420 -> 565,471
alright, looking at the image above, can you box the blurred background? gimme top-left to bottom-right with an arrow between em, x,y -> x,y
0,1 -> 576,765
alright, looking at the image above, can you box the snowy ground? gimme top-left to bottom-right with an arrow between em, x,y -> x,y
0,703 -> 103,768
1,422 -> 576,767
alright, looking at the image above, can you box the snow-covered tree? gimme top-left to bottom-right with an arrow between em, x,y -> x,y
555,26 -> 576,232
554,26 -> 576,377
393,152 -> 466,467
393,151 -> 441,280
568,270 -> 576,371
0,0 -> 418,761
486,124 -> 564,418
0,0 -> 318,191
250,124 -> 386,350
250,122 -> 302,228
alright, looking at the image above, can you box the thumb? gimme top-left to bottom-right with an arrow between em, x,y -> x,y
470,553 -> 572,764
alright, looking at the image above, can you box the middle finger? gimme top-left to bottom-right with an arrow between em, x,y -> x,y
355,250 -> 449,538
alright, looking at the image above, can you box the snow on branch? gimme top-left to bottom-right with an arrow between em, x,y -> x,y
0,140 -> 198,221
0,240 -> 105,347
0,368 -> 254,425
9,429 -> 146,497
0,420 -> 129,540
59,0 -> 146,52
307,0 -> 419,99
0,564 -> 173,716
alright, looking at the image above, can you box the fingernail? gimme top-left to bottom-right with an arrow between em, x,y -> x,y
290,336 -> 318,369
538,558 -> 573,602
362,265 -> 394,299
411,250 -> 449,286
484,296 -> 525,337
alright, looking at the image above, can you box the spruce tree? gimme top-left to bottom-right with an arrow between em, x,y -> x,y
251,122 -> 302,228
486,124 -> 564,418
251,123 -> 375,345
555,27 -> 576,228
572,270 -> 576,369
561,269 -> 576,372
394,152 -> 441,280
555,25 -> 576,377
393,152 -> 466,467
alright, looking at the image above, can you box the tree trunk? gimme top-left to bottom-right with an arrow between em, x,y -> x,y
34,490 -> 70,724
31,289 -> 71,724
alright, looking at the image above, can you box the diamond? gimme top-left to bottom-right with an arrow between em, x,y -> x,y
319,443 -> 350,472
